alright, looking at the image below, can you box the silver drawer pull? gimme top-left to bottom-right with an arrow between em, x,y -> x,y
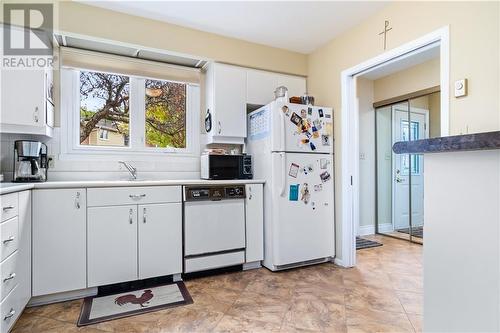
3,308 -> 15,320
3,273 -> 15,283
2,236 -> 14,244
129,208 -> 133,224
2,206 -> 14,211
143,207 -> 147,224
129,194 -> 146,199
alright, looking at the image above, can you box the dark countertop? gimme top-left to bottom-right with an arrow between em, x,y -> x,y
393,131 -> 500,154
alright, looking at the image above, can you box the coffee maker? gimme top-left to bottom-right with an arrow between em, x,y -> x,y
13,140 -> 48,182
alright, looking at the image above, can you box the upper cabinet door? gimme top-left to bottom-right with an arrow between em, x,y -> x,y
32,189 -> 87,296
1,70 -> 45,127
138,203 -> 182,279
276,74 -> 307,99
211,63 -> 247,139
247,70 -> 277,105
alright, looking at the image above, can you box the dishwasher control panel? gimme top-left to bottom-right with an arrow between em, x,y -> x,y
184,185 -> 245,201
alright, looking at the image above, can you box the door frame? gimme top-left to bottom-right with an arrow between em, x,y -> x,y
338,26 -> 449,268
391,105 -> 429,233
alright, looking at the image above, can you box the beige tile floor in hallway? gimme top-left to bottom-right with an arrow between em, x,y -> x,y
12,235 -> 422,333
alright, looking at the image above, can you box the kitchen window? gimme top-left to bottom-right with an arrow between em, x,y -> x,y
60,48 -> 200,157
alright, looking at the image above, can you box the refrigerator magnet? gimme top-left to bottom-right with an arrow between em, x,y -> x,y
290,112 -> 302,126
320,158 -> 330,169
314,184 -> 323,192
281,105 -> 290,117
321,135 -> 331,146
308,107 -> 313,116
318,109 -> 324,117
301,183 -> 310,204
310,141 -> 317,151
312,126 -> 320,138
313,119 -> 322,130
289,163 -> 300,178
320,171 -> 331,183
302,164 -> 313,175
325,123 -> 333,135
311,202 -> 316,210
289,184 -> 299,201
300,109 -> 307,118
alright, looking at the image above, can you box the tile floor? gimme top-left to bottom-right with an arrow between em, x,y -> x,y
12,235 -> 422,332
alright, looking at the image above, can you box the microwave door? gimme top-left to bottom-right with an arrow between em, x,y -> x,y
210,157 -> 240,180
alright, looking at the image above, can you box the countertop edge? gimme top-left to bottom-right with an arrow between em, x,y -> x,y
0,179 -> 266,195
393,131 -> 500,154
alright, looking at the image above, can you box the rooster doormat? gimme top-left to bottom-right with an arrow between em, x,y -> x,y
77,282 -> 193,326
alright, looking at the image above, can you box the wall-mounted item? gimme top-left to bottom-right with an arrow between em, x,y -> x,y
454,79 -> 468,98
205,109 -> 212,132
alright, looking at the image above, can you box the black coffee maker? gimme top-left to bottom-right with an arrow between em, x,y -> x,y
13,140 -> 48,182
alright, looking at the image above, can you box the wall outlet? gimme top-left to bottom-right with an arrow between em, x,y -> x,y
48,155 -> 55,169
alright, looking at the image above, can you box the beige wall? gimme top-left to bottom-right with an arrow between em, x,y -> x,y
373,58 -> 440,103
56,2 -> 307,76
307,1 -> 500,260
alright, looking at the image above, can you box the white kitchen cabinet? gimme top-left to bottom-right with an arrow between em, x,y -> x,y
205,63 -> 247,144
276,74 -> 307,100
32,189 -> 86,296
246,69 -> 307,106
0,191 -> 31,333
245,184 -> 264,263
0,69 -> 54,136
87,206 -> 138,287
246,70 -> 277,105
138,203 -> 182,279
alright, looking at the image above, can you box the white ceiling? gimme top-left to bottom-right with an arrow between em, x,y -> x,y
79,1 -> 389,54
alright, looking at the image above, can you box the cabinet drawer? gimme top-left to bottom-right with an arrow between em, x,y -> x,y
0,194 -> 18,223
87,186 -> 181,207
184,251 -> 245,273
0,285 -> 22,333
0,218 -> 18,262
0,252 -> 18,302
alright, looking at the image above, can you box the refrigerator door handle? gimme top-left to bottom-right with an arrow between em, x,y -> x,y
280,152 -> 286,196
280,110 -> 286,151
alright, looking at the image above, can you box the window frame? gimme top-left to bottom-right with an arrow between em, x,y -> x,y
60,67 -> 199,159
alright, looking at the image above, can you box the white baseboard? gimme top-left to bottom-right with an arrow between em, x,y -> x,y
378,223 -> 394,233
357,225 -> 375,236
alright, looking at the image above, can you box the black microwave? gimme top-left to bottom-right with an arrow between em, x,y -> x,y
200,154 -> 252,180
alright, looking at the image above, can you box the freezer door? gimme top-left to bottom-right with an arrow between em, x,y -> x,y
271,152 -> 335,266
271,103 -> 333,154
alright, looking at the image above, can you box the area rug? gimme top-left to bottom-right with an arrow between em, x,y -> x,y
78,282 -> 192,326
397,226 -> 424,238
356,237 -> 383,250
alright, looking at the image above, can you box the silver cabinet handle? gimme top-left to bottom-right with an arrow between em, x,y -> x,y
3,308 -> 15,320
129,194 -> 146,199
129,208 -> 133,224
2,206 -> 14,211
3,273 -> 15,283
3,236 -> 14,244
218,121 -> 222,134
143,207 -> 147,224
34,107 -> 39,123
75,192 -> 81,209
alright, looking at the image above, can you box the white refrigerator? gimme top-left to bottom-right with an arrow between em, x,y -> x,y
246,101 -> 335,271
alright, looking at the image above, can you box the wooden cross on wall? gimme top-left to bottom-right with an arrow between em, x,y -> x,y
379,20 -> 392,50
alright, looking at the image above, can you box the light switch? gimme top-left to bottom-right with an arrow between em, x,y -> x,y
454,79 -> 468,98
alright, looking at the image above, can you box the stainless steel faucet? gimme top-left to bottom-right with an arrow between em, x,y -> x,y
118,161 -> 137,180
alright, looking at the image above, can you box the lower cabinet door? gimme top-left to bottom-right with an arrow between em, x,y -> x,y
87,205 -> 138,287
32,189 -> 86,296
138,203 -> 182,279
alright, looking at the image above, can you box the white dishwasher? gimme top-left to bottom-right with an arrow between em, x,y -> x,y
183,185 -> 246,273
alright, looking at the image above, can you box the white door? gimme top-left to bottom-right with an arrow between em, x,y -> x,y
88,205 -> 138,287
184,200 -> 245,256
271,152 -> 334,266
244,184 -> 264,263
32,189 -> 86,296
271,103 -> 333,154
213,63 -> 247,138
138,203 -> 182,279
392,107 -> 428,230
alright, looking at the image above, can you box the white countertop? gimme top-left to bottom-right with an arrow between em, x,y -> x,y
0,179 -> 265,195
